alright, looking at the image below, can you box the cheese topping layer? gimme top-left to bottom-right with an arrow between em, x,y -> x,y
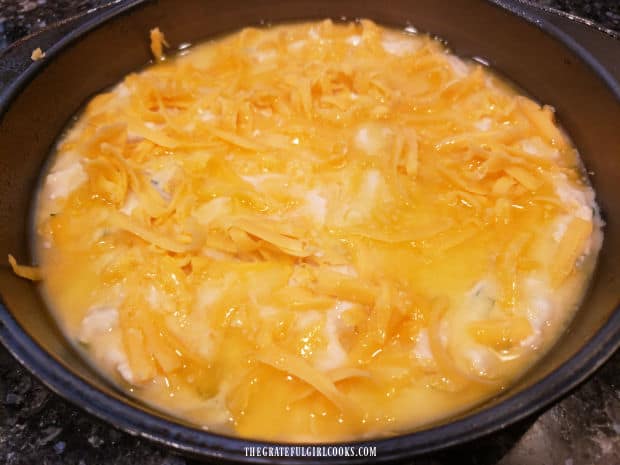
34,20 -> 602,441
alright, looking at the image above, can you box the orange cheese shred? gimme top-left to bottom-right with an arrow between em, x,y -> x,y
150,27 -> 169,61
8,254 -> 42,281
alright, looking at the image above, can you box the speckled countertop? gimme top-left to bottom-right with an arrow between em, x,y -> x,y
0,1 -> 619,464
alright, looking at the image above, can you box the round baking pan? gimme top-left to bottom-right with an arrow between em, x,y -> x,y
0,0 -> 618,462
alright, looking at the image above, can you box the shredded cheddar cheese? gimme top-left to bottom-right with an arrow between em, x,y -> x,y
30,47 -> 45,61
8,255 -> 41,281
31,20 -> 602,442
150,27 -> 169,61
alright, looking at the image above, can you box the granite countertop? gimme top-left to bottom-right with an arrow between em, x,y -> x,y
0,1 -> 618,464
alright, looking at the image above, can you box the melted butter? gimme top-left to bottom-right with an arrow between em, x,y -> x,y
35,19 -> 602,441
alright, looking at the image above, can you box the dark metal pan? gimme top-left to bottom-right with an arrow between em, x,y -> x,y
0,0 -> 618,462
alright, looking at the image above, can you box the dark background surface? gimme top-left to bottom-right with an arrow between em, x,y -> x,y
0,0 -> 618,464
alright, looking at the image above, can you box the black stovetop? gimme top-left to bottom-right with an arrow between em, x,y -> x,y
0,1 -> 618,464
